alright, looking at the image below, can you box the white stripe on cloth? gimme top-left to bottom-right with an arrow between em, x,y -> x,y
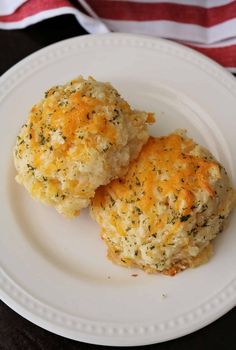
227,67 -> 236,72
0,0 -> 27,16
102,18 -> 236,44
109,0 -> 234,7
184,36 -> 236,48
78,0 -> 110,32
0,6 -> 109,33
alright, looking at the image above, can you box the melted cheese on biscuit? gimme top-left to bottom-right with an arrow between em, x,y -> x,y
14,76 -> 153,217
91,131 -> 235,275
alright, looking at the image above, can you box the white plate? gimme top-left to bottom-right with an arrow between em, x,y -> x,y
0,33 -> 235,346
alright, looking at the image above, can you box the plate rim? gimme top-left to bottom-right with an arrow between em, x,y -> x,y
1,267 -> 236,346
0,32 -> 236,346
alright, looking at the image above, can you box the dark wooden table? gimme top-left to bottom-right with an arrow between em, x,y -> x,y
0,15 -> 235,350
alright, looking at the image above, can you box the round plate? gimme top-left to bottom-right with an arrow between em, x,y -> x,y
0,33 -> 235,346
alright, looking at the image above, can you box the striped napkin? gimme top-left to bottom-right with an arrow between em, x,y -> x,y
1,0 -> 236,72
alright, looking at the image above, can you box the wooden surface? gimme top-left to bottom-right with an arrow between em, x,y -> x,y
0,14 -> 235,350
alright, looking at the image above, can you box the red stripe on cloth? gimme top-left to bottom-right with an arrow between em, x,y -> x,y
0,0 -> 74,22
87,0 -> 236,26
188,44 -> 236,68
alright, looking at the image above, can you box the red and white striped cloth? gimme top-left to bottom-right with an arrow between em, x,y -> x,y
1,0 -> 236,72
